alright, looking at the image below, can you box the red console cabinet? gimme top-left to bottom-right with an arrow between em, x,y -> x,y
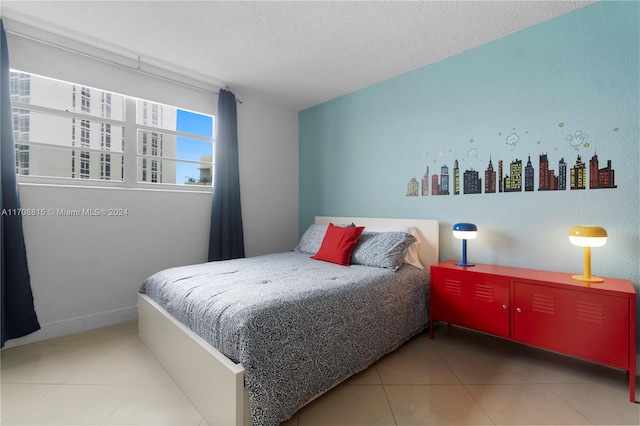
430,260 -> 637,403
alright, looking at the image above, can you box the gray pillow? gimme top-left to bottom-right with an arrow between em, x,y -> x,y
350,231 -> 417,271
294,223 -> 355,254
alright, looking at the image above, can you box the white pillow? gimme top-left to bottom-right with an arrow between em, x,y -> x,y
361,226 -> 424,270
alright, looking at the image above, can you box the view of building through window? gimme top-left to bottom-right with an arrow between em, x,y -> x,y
9,71 -> 214,187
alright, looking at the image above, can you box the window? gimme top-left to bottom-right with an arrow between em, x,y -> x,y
9,70 -> 214,189
81,87 -> 91,113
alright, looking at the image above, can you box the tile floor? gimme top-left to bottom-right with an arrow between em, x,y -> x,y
1,321 -> 638,425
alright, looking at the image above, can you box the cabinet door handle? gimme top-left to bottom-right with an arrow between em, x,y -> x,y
516,307 -> 522,313
502,304 -> 508,310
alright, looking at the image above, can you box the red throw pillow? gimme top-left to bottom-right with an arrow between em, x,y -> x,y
311,223 -> 365,266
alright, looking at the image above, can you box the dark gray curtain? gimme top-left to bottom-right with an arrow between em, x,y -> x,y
208,89 -> 245,261
1,19 -> 40,348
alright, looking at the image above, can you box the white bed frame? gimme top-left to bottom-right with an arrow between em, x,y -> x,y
138,216 -> 439,425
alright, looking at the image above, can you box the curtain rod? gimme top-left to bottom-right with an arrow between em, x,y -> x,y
6,29 -> 242,103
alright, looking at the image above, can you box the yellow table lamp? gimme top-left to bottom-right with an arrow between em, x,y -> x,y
568,225 -> 607,283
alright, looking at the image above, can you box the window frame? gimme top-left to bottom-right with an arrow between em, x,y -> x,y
10,70 -> 215,192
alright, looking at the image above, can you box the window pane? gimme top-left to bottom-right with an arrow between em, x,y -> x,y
178,158 -> 213,186
137,156 -> 173,184
12,109 -> 124,152
183,163 -> 213,185
176,137 -> 213,162
16,145 -> 123,181
137,157 -> 212,186
177,109 -> 213,138
137,130 -> 177,158
136,100 -> 177,131
10,71 -> 125,121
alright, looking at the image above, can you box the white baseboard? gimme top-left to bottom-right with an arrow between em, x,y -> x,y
2,306 -> 138,349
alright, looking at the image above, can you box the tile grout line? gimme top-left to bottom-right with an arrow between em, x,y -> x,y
377,364 -> 400,426
61,343 -> 120,385
0,382 -> 59,425
539,382 -> 597,426
431,340 -> 497,426
98,382 -> 143,426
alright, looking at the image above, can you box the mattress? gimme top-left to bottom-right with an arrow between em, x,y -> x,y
140,251 -> 429,426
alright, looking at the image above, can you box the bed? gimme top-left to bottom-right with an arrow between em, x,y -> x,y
138,216 -> 439,426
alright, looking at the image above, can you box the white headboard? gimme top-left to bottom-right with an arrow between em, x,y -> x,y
314,216 -> 440,270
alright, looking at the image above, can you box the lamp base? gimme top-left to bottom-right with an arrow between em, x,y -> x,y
571,274 -> 604,283
455,262 -> 475,267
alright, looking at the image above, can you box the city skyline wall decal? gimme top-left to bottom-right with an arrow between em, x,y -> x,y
406,124 -> 619,197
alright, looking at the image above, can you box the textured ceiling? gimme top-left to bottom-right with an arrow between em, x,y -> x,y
1,1 -> 594,110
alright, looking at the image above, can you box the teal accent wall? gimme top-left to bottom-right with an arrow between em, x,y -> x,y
299,2 -> 639,348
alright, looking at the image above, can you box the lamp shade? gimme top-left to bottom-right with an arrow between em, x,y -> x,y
568,226 -> 607,247
453,223 -> 478,240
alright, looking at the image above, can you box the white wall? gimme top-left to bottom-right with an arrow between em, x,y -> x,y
238,96 -> 299,257
4,20 -> 299,347
18,186 -> 213,340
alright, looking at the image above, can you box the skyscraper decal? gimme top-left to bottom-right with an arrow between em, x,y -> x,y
405,124 -> 619,197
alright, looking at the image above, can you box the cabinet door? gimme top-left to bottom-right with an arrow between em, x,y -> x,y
431,269 -> 509,337
513,282 -> 630,368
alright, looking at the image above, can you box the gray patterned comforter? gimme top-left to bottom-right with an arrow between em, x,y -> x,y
140,251 -> 429,426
